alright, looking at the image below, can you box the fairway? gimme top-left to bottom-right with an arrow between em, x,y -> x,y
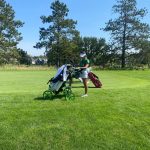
0,69 -> 150,150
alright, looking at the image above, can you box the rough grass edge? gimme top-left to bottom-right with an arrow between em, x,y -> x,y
0,64 -> 149,71
0,64 -> 54,71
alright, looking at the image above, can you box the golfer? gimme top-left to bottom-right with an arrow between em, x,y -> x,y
79,52 -> 90,97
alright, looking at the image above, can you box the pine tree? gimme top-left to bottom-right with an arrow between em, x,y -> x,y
103,0 -> 150,68
35,0 -> 79,67
0,0 -> 24,64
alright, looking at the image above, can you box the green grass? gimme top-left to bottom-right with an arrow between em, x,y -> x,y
0,69 -> 150,150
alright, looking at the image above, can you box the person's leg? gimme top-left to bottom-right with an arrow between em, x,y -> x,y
82,78 -> 88,95
78,77 -> 83,82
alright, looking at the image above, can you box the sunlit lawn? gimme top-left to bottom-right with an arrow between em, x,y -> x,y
0,69 -> 150,150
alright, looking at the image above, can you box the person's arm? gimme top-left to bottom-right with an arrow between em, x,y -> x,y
80,64 -> 89,69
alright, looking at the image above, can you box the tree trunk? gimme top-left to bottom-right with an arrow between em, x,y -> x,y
56,38 -> 60,68
121,46 -> 126,68
56,26 -> 61,68
121,16 -> 127,69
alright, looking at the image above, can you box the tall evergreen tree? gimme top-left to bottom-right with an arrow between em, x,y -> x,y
35,0 -> 79,67
103,0 -> 150,68
0,0 -> 24,64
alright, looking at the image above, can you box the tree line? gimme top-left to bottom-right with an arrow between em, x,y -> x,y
0,0 -> 150,68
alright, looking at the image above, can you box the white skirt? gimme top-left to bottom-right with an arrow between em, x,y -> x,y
80,68 -> 90,79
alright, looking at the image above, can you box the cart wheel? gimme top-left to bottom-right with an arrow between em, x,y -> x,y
65,93 -> 75,100
43,90 -> 53,100
63,87 -> 71,95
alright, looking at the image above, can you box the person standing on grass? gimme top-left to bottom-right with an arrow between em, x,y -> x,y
79,52 -> 90,97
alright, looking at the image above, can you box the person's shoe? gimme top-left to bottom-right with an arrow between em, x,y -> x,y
81,94 -> 88,97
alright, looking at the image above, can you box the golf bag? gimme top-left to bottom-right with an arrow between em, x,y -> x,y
88,72 -> 102,88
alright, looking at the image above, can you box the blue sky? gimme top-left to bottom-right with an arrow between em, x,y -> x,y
6,0 -> 150,56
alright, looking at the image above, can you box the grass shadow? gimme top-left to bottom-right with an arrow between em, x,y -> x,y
34,96 -> 45,101
71,86 -> 101,89
71,86 -> 84,88
71,81 -> 81,83
34,94 -> 65,101
88,86 -> 102,88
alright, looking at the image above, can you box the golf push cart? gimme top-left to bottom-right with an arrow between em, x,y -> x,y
43,64 -> 81,100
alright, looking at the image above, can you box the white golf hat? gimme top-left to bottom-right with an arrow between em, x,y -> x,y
80,52 -> 86,57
